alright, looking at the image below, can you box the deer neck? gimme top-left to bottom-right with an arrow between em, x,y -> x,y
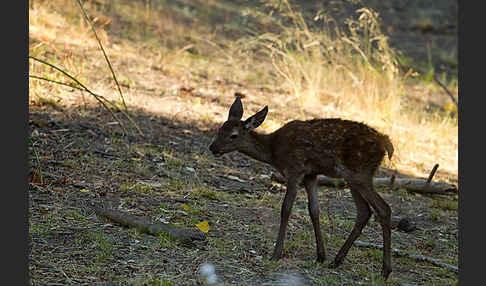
239,131 -> 274,165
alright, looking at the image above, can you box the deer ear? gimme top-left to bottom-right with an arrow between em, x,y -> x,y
228,96 -> 243,120
243,106 -> 268,130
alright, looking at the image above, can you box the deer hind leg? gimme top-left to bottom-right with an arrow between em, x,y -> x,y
303,175 -> 326,262
335,169 -> 392,279
364,185 -> 392,280
330,185 -> 371,268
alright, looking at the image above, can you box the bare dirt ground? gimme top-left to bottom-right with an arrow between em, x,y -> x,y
29,0 -> 458,285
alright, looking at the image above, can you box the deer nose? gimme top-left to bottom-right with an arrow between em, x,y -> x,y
209,142 -> 217,154
209,142 -> 223,157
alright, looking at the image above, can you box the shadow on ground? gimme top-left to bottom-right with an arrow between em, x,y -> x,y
28,102 -> 458,285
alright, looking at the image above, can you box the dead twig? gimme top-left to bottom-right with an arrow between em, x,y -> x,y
29,75 -> 84,91
396,57 -> 458,108
354,240 -> 458,273
426,164 -> 439,185
29,56 -> 127,134
433,75 -> 458,108
29,56 -> 144,137
75,0 -> 127,111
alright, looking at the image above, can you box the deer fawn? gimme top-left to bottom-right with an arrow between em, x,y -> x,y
209,96 -> 394,279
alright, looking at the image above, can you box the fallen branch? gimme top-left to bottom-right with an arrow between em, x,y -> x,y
94,207 -> 206,244
434,75 -> 458,108
365,177 -> 455,195
271,173 -> 457,195
354,240 -> 458,273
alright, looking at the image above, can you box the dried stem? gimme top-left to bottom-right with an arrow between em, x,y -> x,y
75,0 -> 127,111
29,56 -> 129,135
75,0 -> 145,137
426,163 -> 439,185
29,75 -> 84,91
434,75 -> 458,108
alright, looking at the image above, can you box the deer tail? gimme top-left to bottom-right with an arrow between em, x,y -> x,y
380,134 -> 394,160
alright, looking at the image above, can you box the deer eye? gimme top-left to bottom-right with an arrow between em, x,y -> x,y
230,133 -> 238,140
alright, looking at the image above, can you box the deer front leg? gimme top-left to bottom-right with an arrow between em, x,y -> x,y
303,175 -> 326,262
271,175 -> 300,260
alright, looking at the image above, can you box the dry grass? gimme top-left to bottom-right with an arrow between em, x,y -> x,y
28,0 -> 457,182
240,1 -> 457,180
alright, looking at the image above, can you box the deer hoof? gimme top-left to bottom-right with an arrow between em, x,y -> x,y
327,260 -> 341,269
381,268 -> 392,280
270,254 -> 281,261
316,254 -> 326,263
270,251 -> 282,261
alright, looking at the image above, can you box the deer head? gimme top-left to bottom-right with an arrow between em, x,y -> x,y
209,96 -> 268,157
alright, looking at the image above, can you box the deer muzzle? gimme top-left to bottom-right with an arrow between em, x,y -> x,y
209,142 -> 224,157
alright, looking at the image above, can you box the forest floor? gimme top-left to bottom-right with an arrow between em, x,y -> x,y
29,0 -> 458,285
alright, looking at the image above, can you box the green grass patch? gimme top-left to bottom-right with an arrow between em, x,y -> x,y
164,178 -> 187,192
428,209 -> 441,222
119,182 -> 153,194
183,201 -> 209,225
85,230 -> 114,262
126,274 -> 175,286
36,95 -> 63,108
257,192 -> 281,209
208,237 -> 229,253
368,272 -> 387,286
66,209 -> 89,221
368,248 -> 383,262
162,150 -> 184,171
158,232 -> 178,248
191,184 -> 219,200
424,237 -> 436,250
59,159 -> 76,168
284,229 -> 314,255
30,214 -> 57,236
432,198 -> 458,211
